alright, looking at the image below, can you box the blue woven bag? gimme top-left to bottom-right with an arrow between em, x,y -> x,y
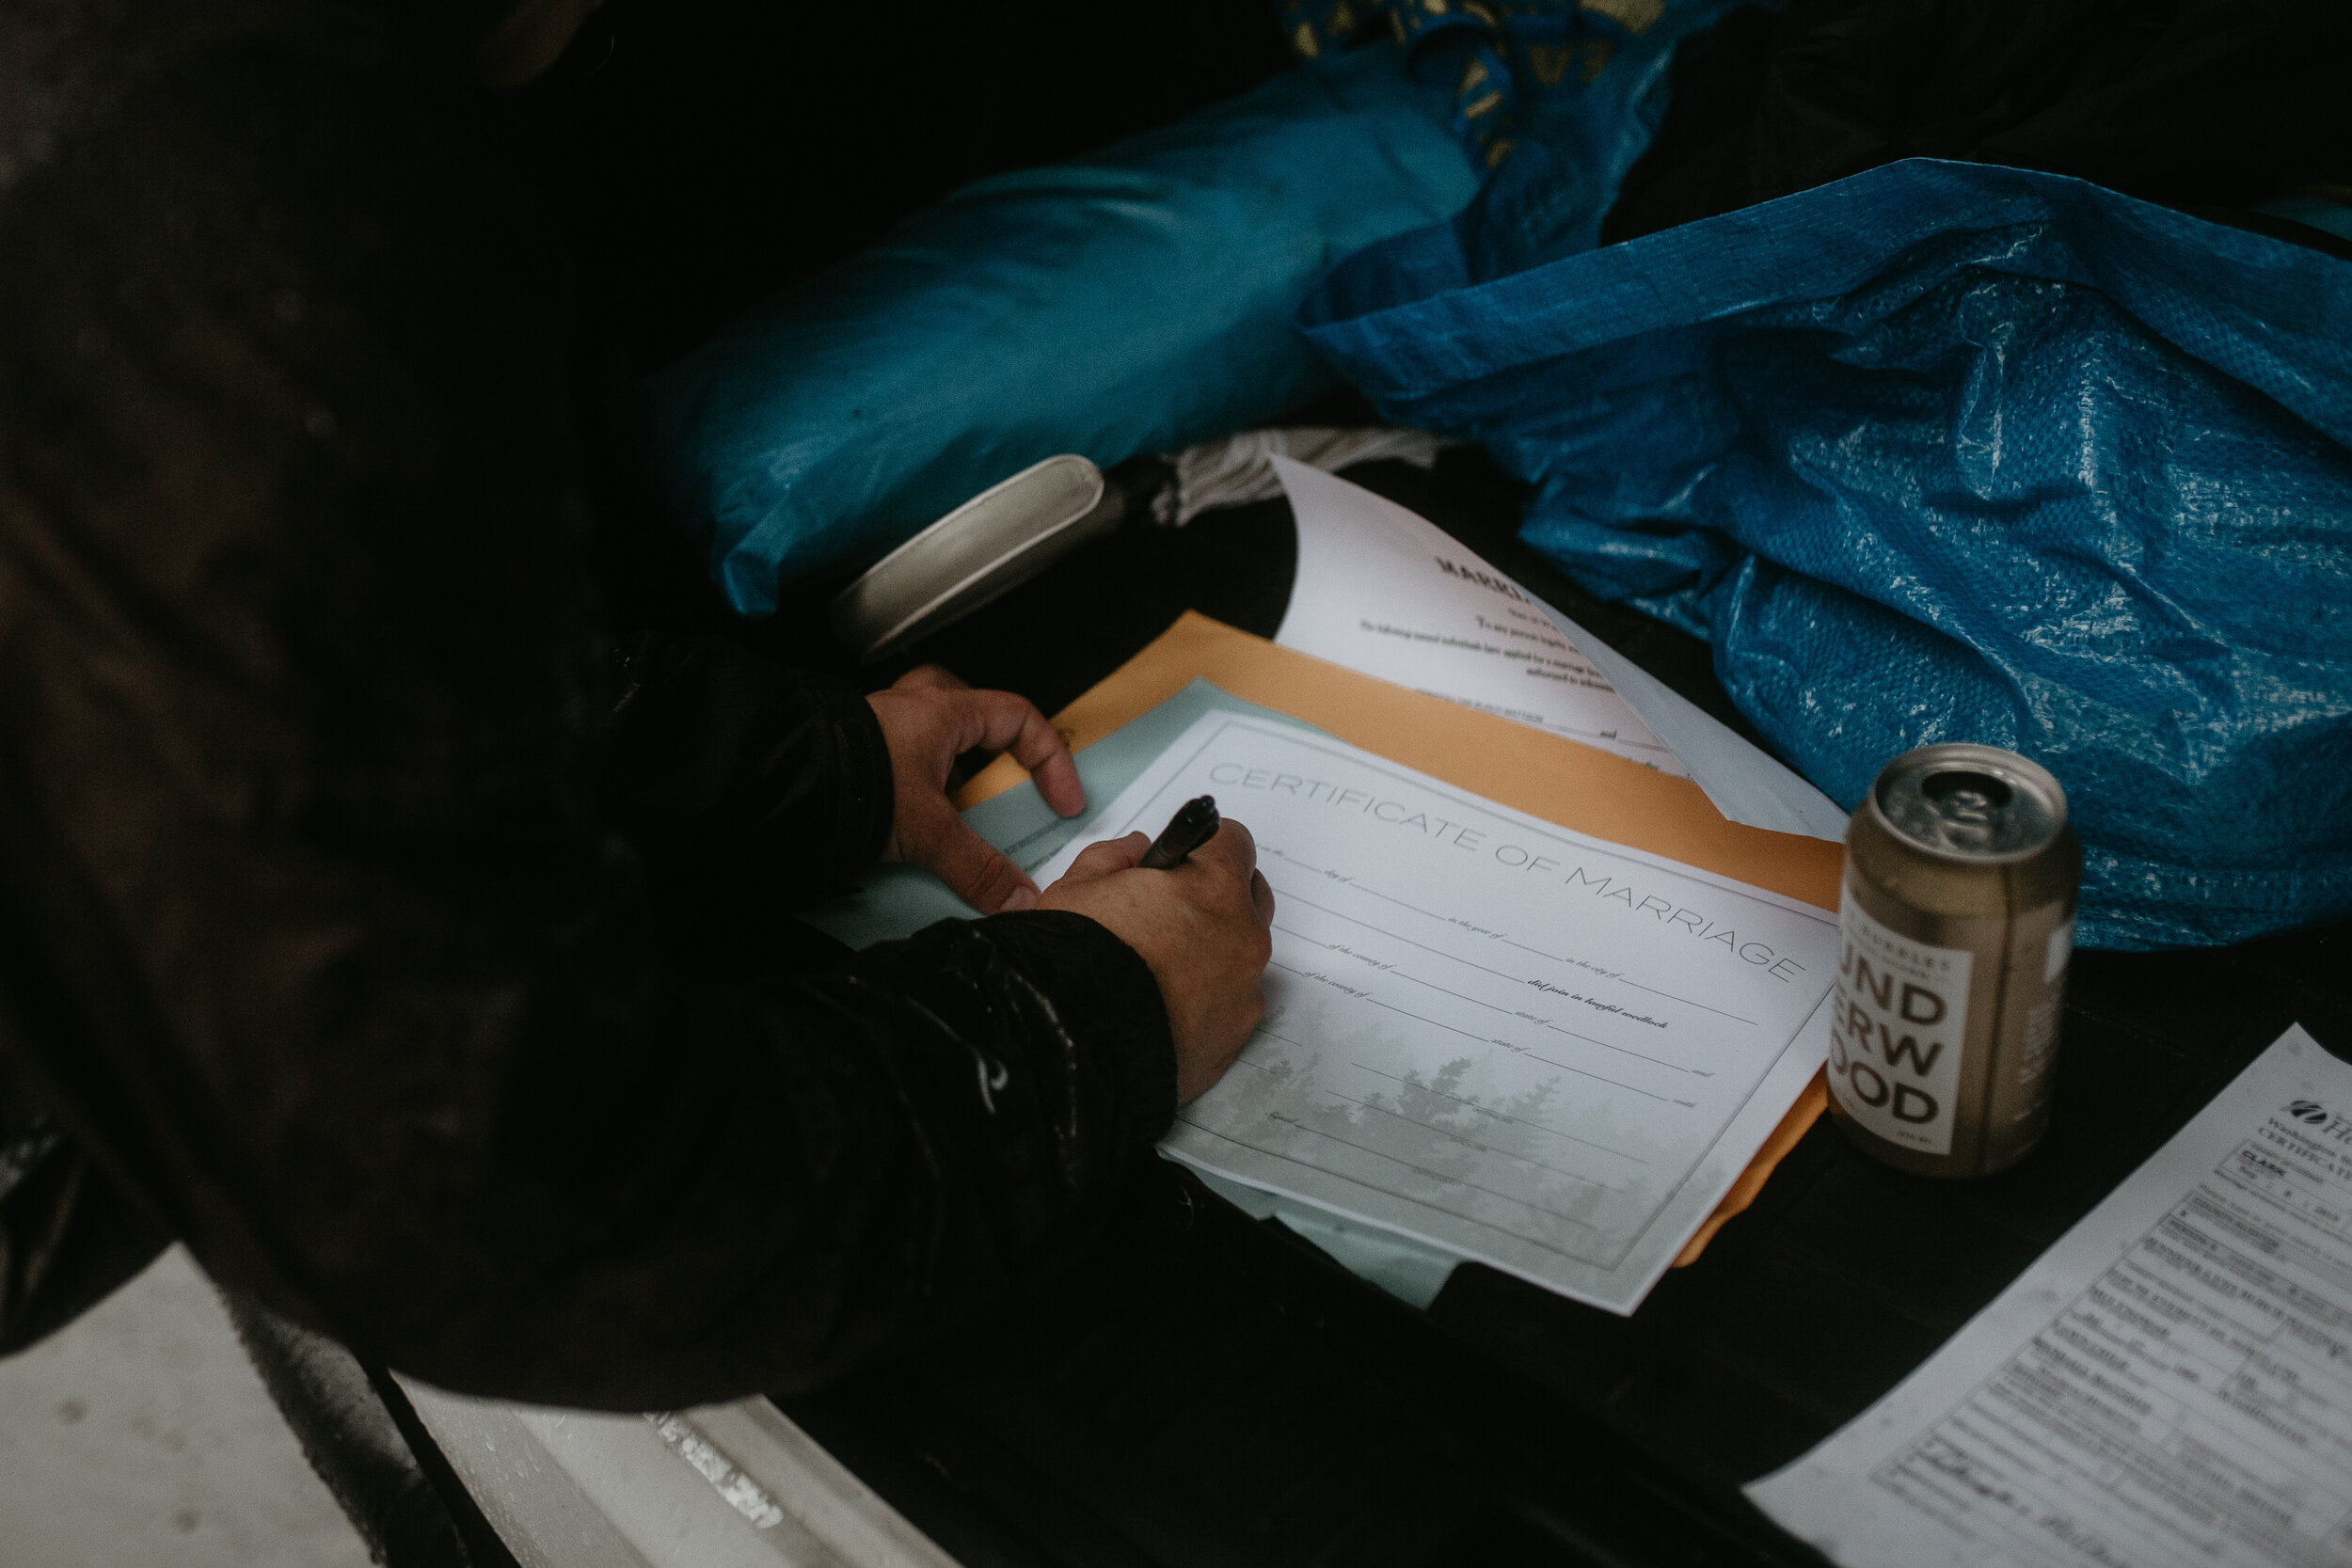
1303,158 -> 2352,948
644,42 -> 1476,613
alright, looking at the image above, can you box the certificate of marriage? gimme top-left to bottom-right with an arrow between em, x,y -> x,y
1035,713 -> 1839,1313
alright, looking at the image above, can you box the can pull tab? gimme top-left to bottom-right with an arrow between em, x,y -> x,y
1919,769 -> 2014,854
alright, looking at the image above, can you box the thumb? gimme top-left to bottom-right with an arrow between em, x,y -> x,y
926,812 -> 1041,915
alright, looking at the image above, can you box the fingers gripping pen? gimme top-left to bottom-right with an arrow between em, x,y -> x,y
1138,795 -> 1220,870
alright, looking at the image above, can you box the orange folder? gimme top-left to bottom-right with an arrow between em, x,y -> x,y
961,611 -> 1842,1267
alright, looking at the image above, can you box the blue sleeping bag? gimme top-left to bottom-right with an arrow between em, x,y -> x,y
644,42 -> 1477,614
1302,159 -> 2352,949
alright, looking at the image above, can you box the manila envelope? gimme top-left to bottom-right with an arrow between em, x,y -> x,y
961,611 -> 1843,1268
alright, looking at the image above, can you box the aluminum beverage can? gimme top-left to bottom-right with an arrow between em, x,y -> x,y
1827,744 -> 2081,1177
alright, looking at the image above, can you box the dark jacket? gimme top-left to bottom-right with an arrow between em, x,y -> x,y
0,1 -> 1175,1409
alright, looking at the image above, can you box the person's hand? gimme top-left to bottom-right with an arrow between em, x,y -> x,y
1038,822 -> 1275,1102
866,665 -> 1084,914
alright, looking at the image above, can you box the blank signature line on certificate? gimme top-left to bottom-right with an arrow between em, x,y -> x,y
1251,1038 -> 1655,1168
1323,1090 -> 1630,1194
1265,865 -> 1755,1027
1266,939 -> 1696,1107
1170,1117 -> 1606,1265
1264,1115 -> 1605,1232
1518,1053 -> 1690,1106
1538,1022 -> 1713,1077
1498,938 -> 1756,1026
1276,919 -> 1718,1080
1269,886 -> 1532,990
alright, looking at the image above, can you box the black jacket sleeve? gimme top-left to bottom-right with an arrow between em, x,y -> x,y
0,8 -> 1174,1407
605,635 -> 898,908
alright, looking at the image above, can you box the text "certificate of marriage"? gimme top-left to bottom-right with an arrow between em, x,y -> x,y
1035,714 -> 1838,1312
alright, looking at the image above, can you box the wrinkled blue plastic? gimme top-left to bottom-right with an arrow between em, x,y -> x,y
1303,159 -> 2352,950
644,42 -> 1476,614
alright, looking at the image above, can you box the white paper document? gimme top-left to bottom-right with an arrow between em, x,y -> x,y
1749,1023 -> 2352,1568
1271,457 -> 1850,841
1532,601 -> 1851,844
1271,457 -> 1690,777
1037,712 -> 1839,1312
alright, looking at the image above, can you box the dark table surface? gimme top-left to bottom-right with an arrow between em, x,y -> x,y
760,451 -> 2352,1568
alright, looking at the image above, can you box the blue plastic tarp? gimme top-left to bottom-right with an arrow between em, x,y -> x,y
644,42 -> 1478,613
1303,158 -> 2352,949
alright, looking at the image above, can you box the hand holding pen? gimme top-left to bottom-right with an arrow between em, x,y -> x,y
1037,793 -> 1275,1102
1139,795 -> 1222,869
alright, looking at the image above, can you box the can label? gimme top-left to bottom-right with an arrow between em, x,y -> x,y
1829,886 -> 1974,1155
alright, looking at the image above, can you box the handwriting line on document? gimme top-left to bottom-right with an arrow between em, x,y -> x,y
1322,1090 -> 1629,1195
2095,1271 -> 2343,1494
1171,1117 -> 1605,1265
2042,1302 -> 2327,1497
1358,995 -> 1683,1102
1396,678 -> 1672,759
1538,1022 -> 1710,1077
1245,1031 -> 1651,1166
1263,851 -> 1756,1027
1519,1052 -> 1691,1106
1263,1117 -> 1603,1236
1215,1111 -> 1605,1234
1343,1059 -> 1652,1165
1495,938 -> 1756,1027
1274,922 -> 1713,1077
1269,886 -> 1534,990
1269,924 -> 1508,1014
2100,1268 -> 2333,1488
1592,982 -> 1838,1274
1267,895 -> 1703,1101
1269,958 -> 1690,1107
1272,885 -> 1678,1036
1957,1354 -> 2333,1552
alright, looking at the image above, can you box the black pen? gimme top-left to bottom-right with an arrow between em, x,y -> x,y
1138,795 -> 1220,870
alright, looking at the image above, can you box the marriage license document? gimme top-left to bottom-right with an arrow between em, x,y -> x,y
1035,710 -> 1838,1312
